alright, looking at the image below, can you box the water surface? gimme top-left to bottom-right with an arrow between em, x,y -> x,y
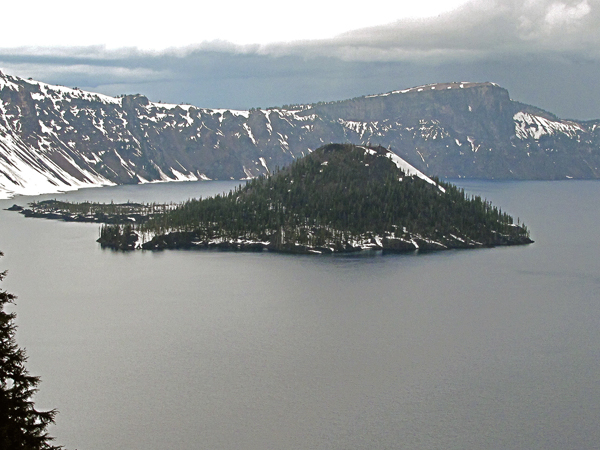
1,180 -> 599,450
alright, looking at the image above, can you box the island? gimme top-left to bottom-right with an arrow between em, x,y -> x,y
10,200 -> 169,224
95,143 -> 532,253
8,143 -> 532,253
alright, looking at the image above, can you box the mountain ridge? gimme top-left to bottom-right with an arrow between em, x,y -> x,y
1,71 -> 599,198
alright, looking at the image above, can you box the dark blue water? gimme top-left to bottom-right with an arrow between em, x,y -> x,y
1,180 -> 599,450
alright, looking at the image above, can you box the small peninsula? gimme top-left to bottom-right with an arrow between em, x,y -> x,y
95,143 -> 532,253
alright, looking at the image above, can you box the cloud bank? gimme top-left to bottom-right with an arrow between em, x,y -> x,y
259,0 -> 600,61
1,0 -> 599,119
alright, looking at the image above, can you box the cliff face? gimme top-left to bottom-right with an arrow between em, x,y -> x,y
1,72 -> 599,198
312,82 -> 600,180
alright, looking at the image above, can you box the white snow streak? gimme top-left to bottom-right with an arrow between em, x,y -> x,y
384,151 -> 446,192
514,112 -> 583,140
259,157 -> 269,173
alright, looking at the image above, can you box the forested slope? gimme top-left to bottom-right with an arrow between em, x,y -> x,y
99,144 -> 532,253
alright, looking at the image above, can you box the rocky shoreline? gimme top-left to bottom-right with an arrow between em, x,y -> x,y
98,228 -> 533,254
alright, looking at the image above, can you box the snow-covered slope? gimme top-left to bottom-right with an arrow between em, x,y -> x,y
513,111 -> 584,139
0,72 -> 324,198
361,145 -> 445,192
1,71 -> 599,198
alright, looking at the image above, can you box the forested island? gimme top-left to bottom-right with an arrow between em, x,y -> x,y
8,144 -> 532,253
94,144 -> 532,253
7,200 -> 170,224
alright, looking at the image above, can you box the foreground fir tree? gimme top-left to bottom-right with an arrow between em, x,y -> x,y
0,252 -> 60,450
99,143 -> 533,253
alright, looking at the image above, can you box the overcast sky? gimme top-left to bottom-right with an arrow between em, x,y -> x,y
1,0 -> 599,119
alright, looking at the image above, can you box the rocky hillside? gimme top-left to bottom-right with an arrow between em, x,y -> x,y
1,71 -> 599,197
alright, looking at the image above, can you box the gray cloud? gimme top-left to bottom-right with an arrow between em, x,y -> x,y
1,0 -> 599,119
259,0 -> 600,61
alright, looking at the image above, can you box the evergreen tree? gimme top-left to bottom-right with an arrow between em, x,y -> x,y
0,252 -> 60,450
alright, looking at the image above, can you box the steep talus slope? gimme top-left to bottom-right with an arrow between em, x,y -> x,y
1,72 -> 599,198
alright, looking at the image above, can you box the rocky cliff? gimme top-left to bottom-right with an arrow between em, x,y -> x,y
1,72 -> 599,198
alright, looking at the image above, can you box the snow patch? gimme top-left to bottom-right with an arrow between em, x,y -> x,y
514,112 -> 583,140
244,123 -> 257,145
170,168 -> 198,182
212,109 -> 250,123
384,150 -> 445,193
0,133 -> 115,198
259,157 -> 269,173
467,136 -> 480,153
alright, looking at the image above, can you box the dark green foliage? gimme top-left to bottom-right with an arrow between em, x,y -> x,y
97,223 -> 138,250
136,144 -> 530,250
23,200 -> 169,224
0,252 -> 60,450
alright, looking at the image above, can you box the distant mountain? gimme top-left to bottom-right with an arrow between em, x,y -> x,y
98,143 -> 532,253
1,71 -> 599,197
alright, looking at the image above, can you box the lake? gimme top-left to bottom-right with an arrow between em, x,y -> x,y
1,180 -> 599,450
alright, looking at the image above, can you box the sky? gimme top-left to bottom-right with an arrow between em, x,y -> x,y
1,0 -> 599,119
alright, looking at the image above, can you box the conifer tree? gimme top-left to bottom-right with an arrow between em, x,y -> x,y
0,252 -> 60,450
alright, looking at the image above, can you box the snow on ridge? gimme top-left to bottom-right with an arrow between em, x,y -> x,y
376,148 -> 446,193
262,110 -> 274,134
211,108 -> 250,121
0,74 -> 20,91
275,109 -> 316,122
295,113 -> 318,121
514,111 -> 583,140
25,78 -> 121,105
365,82 -> 483,98
261,109 -> 277,120
148,102 -> 195,111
